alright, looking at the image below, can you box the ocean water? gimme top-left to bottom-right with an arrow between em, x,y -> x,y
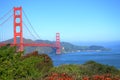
48,46 -> 120,68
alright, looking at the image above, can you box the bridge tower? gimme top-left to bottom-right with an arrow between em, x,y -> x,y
13,7 -> 23,51
56,33 -> 61,54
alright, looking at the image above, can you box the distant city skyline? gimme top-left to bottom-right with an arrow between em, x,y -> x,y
0,0 -> 120,42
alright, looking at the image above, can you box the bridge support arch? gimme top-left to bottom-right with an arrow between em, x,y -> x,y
13,7 -> 23,51
56,33 -> 61,54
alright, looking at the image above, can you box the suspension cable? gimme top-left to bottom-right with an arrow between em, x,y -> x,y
22,10 -> 41,39
0,14 -> 13,26
0,8 -> 12,21
23,21 -> 38,40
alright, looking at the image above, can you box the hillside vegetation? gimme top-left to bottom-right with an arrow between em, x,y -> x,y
0,45 -> 119,80
0,45 -> 53,80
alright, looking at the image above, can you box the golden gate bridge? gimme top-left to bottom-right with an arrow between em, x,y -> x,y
0,7 -> 61,54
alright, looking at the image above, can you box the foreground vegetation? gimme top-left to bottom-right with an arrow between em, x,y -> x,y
0,45 -> 53,80
0,45 -> 120,80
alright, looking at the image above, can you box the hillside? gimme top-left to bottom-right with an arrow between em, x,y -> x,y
0,46 -> 119,80
0,38 -> 110,54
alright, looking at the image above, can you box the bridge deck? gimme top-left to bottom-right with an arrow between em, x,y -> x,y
0,43 -> 57,48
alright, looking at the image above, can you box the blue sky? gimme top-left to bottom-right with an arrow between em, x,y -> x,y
0,0 -> 120,42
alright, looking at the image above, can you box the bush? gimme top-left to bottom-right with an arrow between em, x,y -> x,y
46,64 -> 83,80
0,45 -> 23,79
22,53 -> 53,79
43,61 -> 120,80
83,61 -> 120,75
0,45 -> 53,80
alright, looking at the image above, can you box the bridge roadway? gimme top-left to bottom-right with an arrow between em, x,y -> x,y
0,43 -> 57,48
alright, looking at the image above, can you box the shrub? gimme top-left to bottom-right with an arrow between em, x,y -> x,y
83,61 -> 120,75
0,45 -> 53,80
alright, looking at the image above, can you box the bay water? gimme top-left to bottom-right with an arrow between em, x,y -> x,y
48,46 -> 120,68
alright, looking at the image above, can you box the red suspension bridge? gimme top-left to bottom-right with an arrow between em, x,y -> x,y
0,7 -> 61,54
